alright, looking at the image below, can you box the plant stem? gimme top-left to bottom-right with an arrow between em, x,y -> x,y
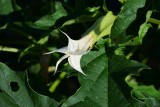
148,18 -> 160,25
49,72 -> 67,93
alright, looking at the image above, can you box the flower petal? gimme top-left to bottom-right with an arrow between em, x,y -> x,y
68,39 -> 79,52
44,46 -> 68,55
59,29 -> 71,40
56,46 -> 68,53
68,34 -> 94,55
68,55 -> 85,75
55,55 -> 69,74
78,34 -> 94,51
59,29 -> 79,52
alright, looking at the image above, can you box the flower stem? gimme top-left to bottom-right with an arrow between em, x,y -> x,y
49,72 -> 67,93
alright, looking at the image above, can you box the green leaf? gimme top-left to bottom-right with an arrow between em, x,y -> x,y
126,69 -> 160,106
62,46 -> 149,107
119,11 -> 152,46
62,7 -> 101,27
0,62 -> 60,107
130,84 -> 160,107
37,36 -> 48,45
18,36 -> 48,61
132,85 -> 160,101
108,76 -> 130,107
108,54 -> 148,107
62,48 -> 108,107
18,44 -> 35,62
31,1 -> 67,29
0,0 -> 13,15
110,0 -> 146,43
27,83 -> 60,107
0,45 -> 19,53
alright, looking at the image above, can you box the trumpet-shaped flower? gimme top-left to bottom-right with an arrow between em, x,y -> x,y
44,30 -> 95,75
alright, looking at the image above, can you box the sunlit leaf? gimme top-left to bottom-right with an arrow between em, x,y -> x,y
62,8 -> 101,27
119,11 -> 152,46
108,54 -> 148,106
0,0 -> 13,15
126,69 -> 160,106
110,0 -> 146,43
32,1 -> 67,29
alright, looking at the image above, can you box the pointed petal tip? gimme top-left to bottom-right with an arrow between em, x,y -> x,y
77,69 -> 86,75
81,71 -> 86,75
59,29 -> 70,39
43,53 -> 49,55
53,70 -> 57,75
55,55 -> 69,74
43,51 -> 55,55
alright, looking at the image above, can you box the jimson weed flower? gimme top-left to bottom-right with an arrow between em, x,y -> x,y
44,12 -> 116,75
44,30 -> 96,75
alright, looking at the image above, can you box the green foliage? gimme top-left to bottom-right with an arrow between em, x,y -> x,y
62,48 -> 107,107
108,54 -> 147,107
0,0 -> 13,15
120,11 -> 152,46
32,1 -> 67,29
62,7 -> 101,27
111,0 -> 146,44
0,0 -> 160,107
0,62 -> 60,107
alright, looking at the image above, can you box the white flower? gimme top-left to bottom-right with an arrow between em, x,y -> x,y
44,30 -> 95,75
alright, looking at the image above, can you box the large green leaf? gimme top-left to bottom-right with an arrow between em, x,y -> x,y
119,11 -> 152,46
110,0 -> 146,44
31,1 -> 67,29
62,48 -> 108,107
126,69 -> 160,106
108,54 -> 148,107
0,62 -> 60,107
62,47 -> 150,107
108,76 -> 130,107
0,0 -> 13,15
61,7 -> 101,27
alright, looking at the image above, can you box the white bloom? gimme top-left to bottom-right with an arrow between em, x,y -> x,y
44,30 -> 95,75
